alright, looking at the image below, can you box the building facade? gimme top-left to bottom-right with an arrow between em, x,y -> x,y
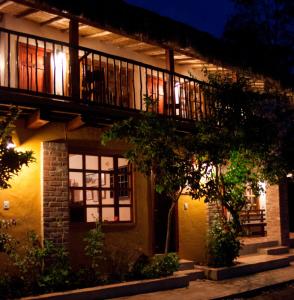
0,0 -> 291,264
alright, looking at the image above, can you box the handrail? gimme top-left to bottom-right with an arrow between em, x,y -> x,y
0,26 -> 212,121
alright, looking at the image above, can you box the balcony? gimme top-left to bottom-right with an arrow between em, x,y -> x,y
0,27 -> 212,125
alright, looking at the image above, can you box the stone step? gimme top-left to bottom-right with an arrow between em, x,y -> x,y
239,240 -> 279,255
258,246 -> 289,255
198,254 -> 290,280
288,249 -> 294,262
174,269 -> 205,281
179,259 -> 195,271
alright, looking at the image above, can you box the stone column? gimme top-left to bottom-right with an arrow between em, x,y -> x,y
42,142 -> 69,247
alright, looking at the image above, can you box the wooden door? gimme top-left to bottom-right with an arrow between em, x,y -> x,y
18,43 -> 51,93
147,75 -> 166,114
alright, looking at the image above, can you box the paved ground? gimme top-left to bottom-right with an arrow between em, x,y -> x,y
115,263 -> 294,300
250,284 -> 294,299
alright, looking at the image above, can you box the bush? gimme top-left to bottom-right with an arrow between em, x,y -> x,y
83,222 -> 105,277
133,253 -> 179,279
207,215 -> 241,267
105,244 -> 143,281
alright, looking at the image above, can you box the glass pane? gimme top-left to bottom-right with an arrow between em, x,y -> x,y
69,172 -> 83,187
86,190 -> 99,205
102,207 -> 115,222
101,156 -> 113,171
101,190 -> 114,205
101,172 -> 112,188
119,195 -> 131,205
70,189 -> 83,204
86,155 -> 98,170
70,207 -> 84,222
87,207 -> 99,222
118,158 -> 128,168
86,173 -> 99,187
69,154 -> 83,169
119,207 -> 131,221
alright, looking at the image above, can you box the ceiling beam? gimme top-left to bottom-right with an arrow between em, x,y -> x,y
26,110 -> 49,129
15,8 -> 39,18
40,15 -> 63,26
67,115 -> 85,131
82,30 -> 111,38
0,1 -> 13,10
177,59 -> 204,65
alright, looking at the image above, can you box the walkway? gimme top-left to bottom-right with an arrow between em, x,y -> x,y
115,262 -> 294,300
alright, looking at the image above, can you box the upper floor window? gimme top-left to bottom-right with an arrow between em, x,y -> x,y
69,153 -> 133,223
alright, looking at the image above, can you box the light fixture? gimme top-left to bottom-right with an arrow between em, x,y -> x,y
287,173 -> 293,178
6,136 -> 15,149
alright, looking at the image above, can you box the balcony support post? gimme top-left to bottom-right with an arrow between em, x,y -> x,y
166,49 -> 175,116
69,19 -> 80,100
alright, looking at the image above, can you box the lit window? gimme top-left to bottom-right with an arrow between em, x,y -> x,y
69,153 -> 133,223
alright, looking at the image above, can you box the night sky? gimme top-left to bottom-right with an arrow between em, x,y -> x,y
125,0 -> 234,37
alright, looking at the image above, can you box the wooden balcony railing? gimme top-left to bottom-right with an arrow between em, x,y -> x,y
0,27 -> 212,121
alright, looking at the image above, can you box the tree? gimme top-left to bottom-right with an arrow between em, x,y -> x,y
223,0 -> 294,86
102,73 -> 293,260
0,107 -> 35,189
0,107 -> 35,252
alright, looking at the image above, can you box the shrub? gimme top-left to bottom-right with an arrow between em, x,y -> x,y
105,244 -> 143,281
84,222 -> 105,277
207,215 -> 241,267
133,253 -> 179,279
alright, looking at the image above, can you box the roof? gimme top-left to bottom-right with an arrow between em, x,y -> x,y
15,0 -> 227,66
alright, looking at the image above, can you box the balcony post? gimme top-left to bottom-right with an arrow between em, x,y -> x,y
69,19 -> 80,100
165,49 -> 175,116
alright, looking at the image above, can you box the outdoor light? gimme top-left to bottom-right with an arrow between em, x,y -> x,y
6,136 -> 15,149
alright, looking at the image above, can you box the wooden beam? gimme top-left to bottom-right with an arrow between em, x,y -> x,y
69,19 -> 80,100
40,15 -> 63,26
165,49 -> 175,73
15,8 -> 39,18
177,59 -> 204,65
62,23 -> 88,33
26,110 -> 49,129
0,1 -> 13,10
67,115 -> 85,131
82,30 -> 111,38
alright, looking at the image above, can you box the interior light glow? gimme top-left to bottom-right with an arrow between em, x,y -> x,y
53,49 -> 67,96
6,136 -> 15,149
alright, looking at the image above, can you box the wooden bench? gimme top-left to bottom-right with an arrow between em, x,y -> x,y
240,209 -> 266,236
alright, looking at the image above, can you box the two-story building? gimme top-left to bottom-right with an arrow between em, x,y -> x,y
0,0 -> 292,264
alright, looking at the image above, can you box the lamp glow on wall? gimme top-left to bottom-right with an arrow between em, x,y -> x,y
6,136 -> 16,149
259,182 -> 267,210
52,49 -> 67,96
174,81 -> 181,116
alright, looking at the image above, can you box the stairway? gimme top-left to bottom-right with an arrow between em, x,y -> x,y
174,259 -> 204,281
177,242 -> 294,281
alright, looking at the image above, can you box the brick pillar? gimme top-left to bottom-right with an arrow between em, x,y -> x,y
43,142 -> 69,247
207,201 -> 222,227
266,182 -> 289,246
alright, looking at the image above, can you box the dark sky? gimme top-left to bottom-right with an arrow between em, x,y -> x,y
125,0 -> 234,37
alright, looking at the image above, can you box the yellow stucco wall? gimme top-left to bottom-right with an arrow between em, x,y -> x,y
0,120 -> 152,262
178,195 -> 208,263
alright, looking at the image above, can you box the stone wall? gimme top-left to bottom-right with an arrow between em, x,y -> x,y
42,142 -> 69,247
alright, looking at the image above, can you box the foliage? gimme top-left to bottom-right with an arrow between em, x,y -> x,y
102,75 -> 293,262
132,253 -> 179,279
0,107 -> 35,189
207,214 -> 241,267
84,221 -> 105,276
105,243 -> 143,281
0,231 -> 71,296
